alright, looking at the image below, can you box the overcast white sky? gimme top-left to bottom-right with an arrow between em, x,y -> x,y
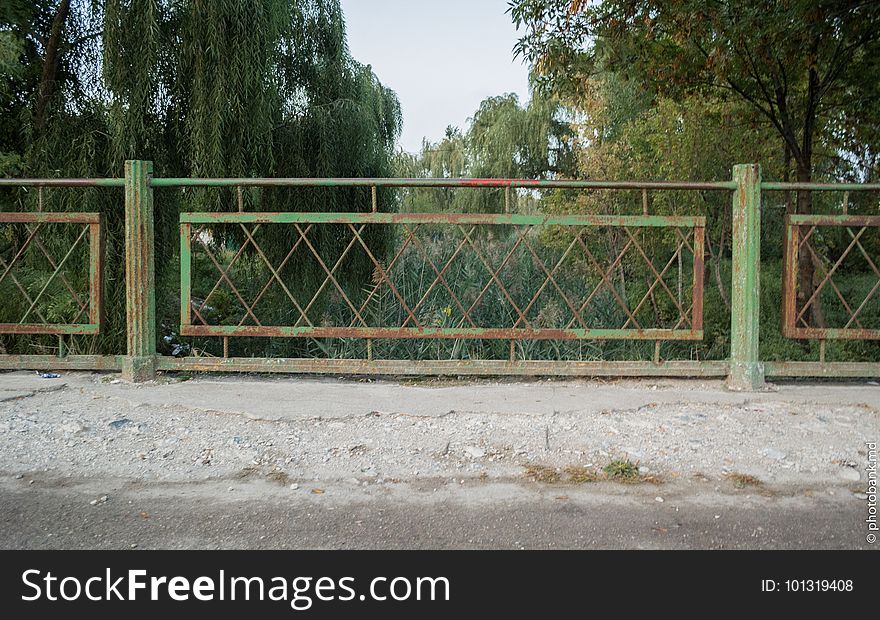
340,0 -> 531,153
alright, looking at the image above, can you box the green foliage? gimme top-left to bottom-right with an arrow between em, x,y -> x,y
2,0 -> 879,367
602,459 -> 639,481
396,92 -> 573,214
0,0 -> 401,356
511,0 -> 880,182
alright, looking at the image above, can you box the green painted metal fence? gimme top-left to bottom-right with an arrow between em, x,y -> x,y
1,161 -> 878,387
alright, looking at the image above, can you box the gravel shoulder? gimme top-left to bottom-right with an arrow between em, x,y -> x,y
0,370 -> 877,549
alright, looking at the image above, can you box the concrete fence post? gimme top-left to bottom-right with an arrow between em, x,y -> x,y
122,160 -> 157,382
727,164 -> 764,391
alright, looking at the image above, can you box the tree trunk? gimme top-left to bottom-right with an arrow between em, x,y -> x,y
783,143 -> 792,215
34,0 -> 71,133
795,161 -> 826,328
711,222 -> 730,310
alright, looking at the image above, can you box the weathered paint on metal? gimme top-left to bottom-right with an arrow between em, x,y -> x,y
180,211 -> 705,228
180,222 -> 192,329
788,214 -> 880,226
180,325 -> 704,341
763,361 -> 880,378
89,218 -> 102,328
782,214 -> 880,340
4,167 -> 880,381
0,178 -> 125,187
0,212 -> 100,223
727,164 -> 764,390
157,357 -> 729,377
783,327 -> 880,340
2,355 -> 874,379
123,160 -> 157,381
0,213 -> 102,336
0,354 -> 122,370
762,182 -> 880,192
154,177 -> 737,190
692,226 -> 705,330
781,216 -> 799,337
178,211 -> 706,343
0,323 -> 99,335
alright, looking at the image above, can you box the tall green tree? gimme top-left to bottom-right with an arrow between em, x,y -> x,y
396,92 -> 574,213
469,92 -> 574,178
510,0 -> 880,325
1,0 -> 402,354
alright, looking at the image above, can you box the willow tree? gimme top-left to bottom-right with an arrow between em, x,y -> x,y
2,0 -> 401,354
397,93 -> 574,213
469,92 -> 574,178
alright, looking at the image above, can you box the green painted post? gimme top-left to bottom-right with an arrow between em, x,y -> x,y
727,164 -> 764,390
122,160 -> 157,382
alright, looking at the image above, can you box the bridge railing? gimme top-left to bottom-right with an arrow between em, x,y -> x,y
1,162 -> 878,388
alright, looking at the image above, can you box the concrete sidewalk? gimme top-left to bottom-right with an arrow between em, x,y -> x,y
0,370 -> 877,549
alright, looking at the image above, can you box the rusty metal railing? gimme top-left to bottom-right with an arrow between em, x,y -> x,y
1,162 -> 878,386
0,211 -> 103,335
782,214 -> 880,340
160,175 -> 721,378
0,178 -> 118,367
761,182 -> 880,372
178,211 -> 705,344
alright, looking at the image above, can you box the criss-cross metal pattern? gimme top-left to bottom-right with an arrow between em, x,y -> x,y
783,214 -> 880,339
0,212 -> 102,335
180,212 -> 705,347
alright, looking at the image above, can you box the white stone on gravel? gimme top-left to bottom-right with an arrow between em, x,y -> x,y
838,467 -> 861,481
60,421 -> 85,434
463,446 -> 485,459
763,448 -> 787,461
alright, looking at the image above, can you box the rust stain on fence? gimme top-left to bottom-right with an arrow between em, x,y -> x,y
179,211 -> 705,344
0,211 -> 102,336
782,214 -> 880,340
3,168 -> 879,382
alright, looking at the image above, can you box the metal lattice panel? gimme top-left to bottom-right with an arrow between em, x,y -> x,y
0,212 -> 102,335
179,212 -> 705,343
783,214 -> 880,339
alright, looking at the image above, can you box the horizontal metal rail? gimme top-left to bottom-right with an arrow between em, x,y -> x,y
762,182 -> 880,191
763,361 -> 880,378
0,212 -> 100,224
0,324 -> 99,335
0,354 -> 122,371
180,325 -> 701,341
158,357 -> 728,376
181,211 -> 705,227
154,177 -> 737,190
787,214 -> 880,227
0,178 -> 124,187
2,176 -> 877,191
3,355 -> 878,379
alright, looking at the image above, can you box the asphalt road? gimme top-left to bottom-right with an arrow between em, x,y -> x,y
0,478 -> 871,550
